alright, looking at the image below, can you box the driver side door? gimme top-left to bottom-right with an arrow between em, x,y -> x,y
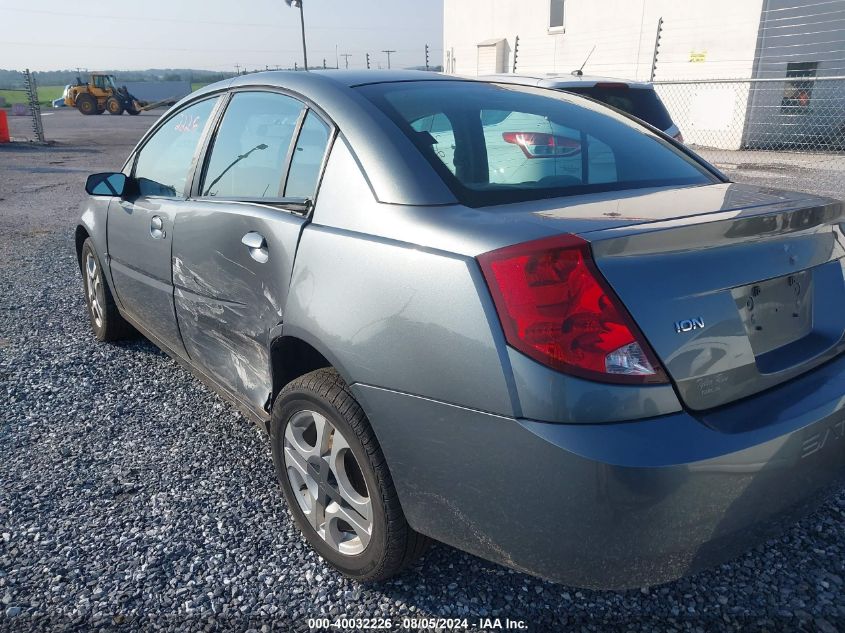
107,96 -> 220,354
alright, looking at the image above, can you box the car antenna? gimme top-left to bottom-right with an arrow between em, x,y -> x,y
571,45 -> 596,76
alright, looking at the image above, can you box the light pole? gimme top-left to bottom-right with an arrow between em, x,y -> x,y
285,0 -> 308,70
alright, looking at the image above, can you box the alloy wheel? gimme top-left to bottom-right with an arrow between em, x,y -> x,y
283,410 -> 373,555
84,252 -> 105,328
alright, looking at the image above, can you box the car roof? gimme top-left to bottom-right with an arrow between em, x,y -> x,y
201,69 -> 462,92
172,70 -> 659,208
482,73 -> 655,90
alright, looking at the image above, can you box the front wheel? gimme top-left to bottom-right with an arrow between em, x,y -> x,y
106,97 -> 124,115
271,368 -> 429,581
80,238 -> 133,341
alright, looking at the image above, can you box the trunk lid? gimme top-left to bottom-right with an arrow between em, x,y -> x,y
576,185 -> 845,410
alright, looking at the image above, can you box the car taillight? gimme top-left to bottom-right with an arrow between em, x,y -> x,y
477,234 -> 668,384
502,132 -> 581,158
672,131 -> 684,143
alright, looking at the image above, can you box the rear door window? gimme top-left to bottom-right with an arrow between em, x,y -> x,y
201,91 -> 303,199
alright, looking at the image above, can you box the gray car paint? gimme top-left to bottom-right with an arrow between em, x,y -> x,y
76,70 -> 845,589
107,196 -> 187,355
172,200 -> 308,410
588,192 -> 845,410
352,348 -> 845,589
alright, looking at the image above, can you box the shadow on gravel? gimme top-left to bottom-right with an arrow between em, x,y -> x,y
0,143 -> 98,154
112,337 -> 168,359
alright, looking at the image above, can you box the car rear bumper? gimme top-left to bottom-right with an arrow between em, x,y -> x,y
354,352 -> 845,590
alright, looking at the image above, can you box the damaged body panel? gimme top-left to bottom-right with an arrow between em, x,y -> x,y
172,201 -> 307,411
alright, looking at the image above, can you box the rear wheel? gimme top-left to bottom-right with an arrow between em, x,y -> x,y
127,107 -> 140,116
271,368 -> 429,581
75,93 -> 97,115
106,97 -> 124,115
80,239 -> 133,341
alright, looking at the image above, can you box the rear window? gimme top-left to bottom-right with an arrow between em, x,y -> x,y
357,81 -> 716,207
562,85 -> 674,131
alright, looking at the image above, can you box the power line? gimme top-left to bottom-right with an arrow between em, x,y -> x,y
0,6 -> 434,31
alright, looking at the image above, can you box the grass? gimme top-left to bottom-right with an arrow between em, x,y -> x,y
191,82 -> 210,92
0,85 -> 65,108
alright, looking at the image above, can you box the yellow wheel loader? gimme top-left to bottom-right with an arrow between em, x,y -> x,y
64,73 -> 149,116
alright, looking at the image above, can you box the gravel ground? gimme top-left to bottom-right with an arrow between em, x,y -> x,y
2,110 -> 845,632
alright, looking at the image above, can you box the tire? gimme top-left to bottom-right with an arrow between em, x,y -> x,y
80,238 -> 134,342
75,93 -> 97,115
127,107 -> 140,116
106,97 -> 124,115
271,368 -> 429,581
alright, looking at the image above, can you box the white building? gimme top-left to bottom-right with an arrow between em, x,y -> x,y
443,0 -> 845,149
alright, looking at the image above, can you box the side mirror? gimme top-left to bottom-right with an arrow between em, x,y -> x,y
86,172 -> 127,197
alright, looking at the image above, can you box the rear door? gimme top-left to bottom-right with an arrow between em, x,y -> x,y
108,96 -> 220,353
172,90 -> 334,413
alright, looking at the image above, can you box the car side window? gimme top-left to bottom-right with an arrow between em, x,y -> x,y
134,98 -> 218,198
201,92 -> 304,199
284,111 -> 332,199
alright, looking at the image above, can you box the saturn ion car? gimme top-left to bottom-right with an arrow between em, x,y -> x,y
76,70 -> 845,589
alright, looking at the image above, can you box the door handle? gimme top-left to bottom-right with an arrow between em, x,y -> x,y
241,231 -> 269,263
150,215 -> 165,239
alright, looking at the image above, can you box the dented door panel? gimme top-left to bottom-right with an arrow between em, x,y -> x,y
172,201 -> 306,411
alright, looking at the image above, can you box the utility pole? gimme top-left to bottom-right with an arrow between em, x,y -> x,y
382,49 -> 396,69
234,63 -> 241,75
341,53 -> 352,69
366,53 -> 371,69
425,44 -> 430,70
323,58 -> 327,69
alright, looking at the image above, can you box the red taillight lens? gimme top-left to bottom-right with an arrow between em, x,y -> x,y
502,132 -> 581,158
478,234 -> 668,384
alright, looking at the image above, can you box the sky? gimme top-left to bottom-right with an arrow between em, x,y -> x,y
0,0 -> 444,72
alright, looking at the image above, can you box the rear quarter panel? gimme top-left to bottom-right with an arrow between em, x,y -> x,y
284,139 -> 517,415
284,225 -> 516,415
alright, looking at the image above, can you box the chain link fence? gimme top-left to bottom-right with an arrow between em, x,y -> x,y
654,77 -> 845,200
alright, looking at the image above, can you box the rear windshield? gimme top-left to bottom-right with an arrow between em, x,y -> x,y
562,85 -> 674,131
357,81 -> 716,207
